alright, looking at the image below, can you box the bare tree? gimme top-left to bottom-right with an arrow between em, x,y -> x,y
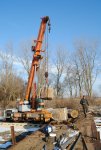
72,53 -> 84,97
18,40 -> 32,76
75,41 -> 98,97
0,49 -> 25,108
63,40 -> 98,98
53,47 -> 68,97
64,62 -> 76,98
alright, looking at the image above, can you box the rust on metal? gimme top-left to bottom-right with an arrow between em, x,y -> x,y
11,126 -> 16,145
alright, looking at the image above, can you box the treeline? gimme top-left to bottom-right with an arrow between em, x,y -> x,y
48,40 -> 99,98
0,40 -> 100,107
0,50 -> 25,108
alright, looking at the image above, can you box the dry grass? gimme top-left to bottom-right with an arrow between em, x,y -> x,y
0,97 -> 100,110
0,100 -> 16,109
88,97 -> 101,106
45,97 -> 101,109
45,98 -> 80,109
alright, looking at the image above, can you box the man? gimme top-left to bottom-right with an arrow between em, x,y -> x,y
80,95 -> 89,117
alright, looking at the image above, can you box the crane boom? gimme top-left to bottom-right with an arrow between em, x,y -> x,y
25,16 -> 50,101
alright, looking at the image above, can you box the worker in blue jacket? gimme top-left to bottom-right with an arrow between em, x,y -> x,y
80,95 -> 89,117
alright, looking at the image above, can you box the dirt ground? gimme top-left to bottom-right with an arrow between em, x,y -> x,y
7,112 -> 100,150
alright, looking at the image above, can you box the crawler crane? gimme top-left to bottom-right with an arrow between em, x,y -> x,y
13,16 -> 52,122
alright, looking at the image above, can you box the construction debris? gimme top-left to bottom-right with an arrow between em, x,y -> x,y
54,130 -> 79,150
0,104 -> 101,150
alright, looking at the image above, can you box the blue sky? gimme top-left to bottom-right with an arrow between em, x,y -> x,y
0,0 -> 101,52
0,0 -> 101,94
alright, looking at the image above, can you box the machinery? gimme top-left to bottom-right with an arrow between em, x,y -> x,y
12,16 -> 52,122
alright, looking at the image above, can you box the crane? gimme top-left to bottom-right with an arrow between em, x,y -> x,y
12,16 -> 52,122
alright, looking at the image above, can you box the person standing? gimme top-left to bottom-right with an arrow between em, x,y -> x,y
80,95 -> 89,117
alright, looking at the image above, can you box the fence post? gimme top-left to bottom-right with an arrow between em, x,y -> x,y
11,126 -> 16,145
